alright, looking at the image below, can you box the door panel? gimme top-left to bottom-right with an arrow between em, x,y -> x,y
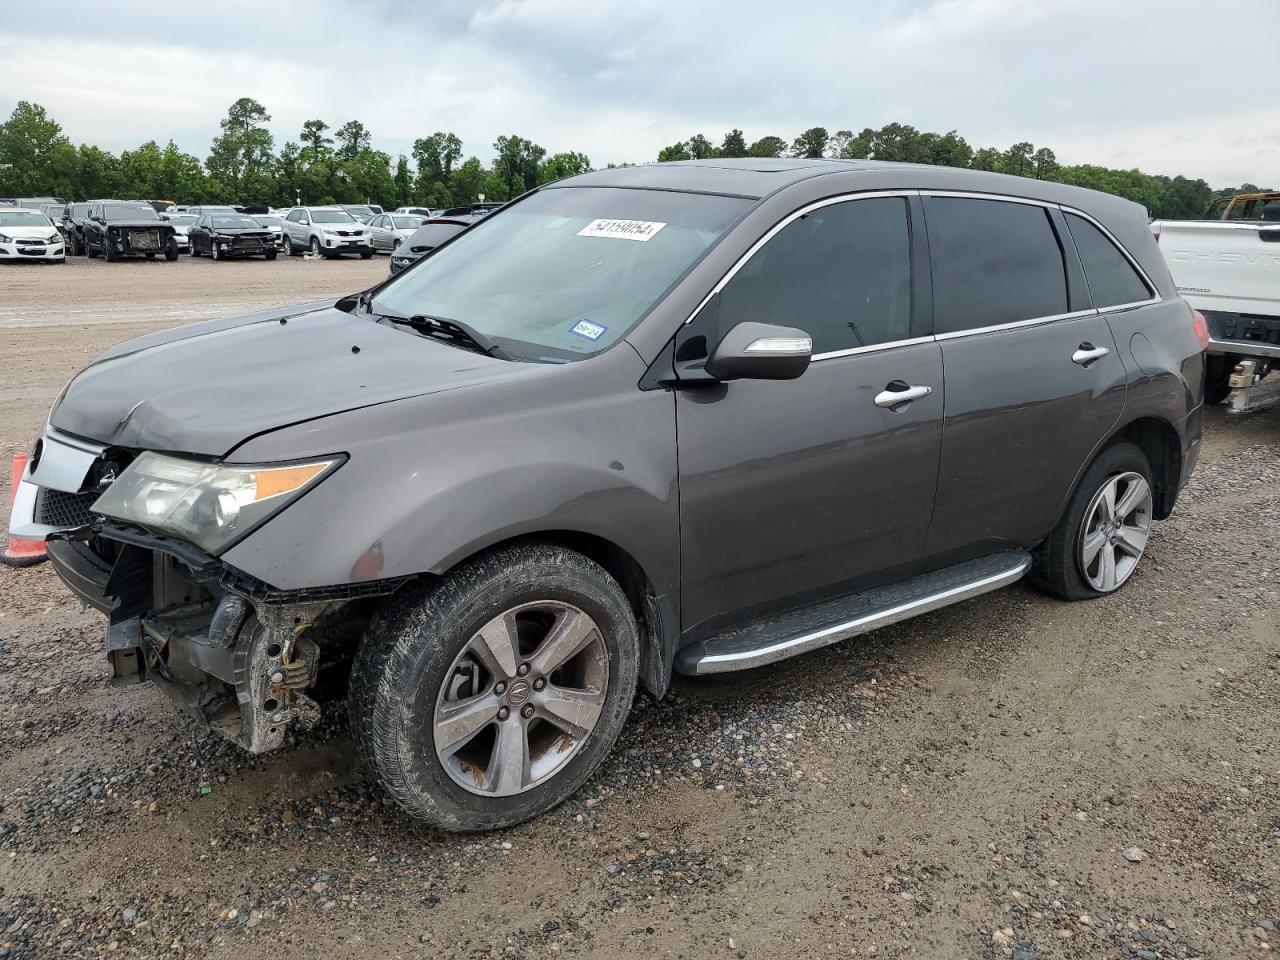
925,315 -> 1126,556
676,343 -> 944,637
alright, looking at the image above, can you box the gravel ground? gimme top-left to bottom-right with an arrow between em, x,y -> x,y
1,256 -> 1278,959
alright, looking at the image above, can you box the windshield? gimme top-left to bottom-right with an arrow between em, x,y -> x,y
70,203 -> 91,217
0,211 -> 50,226
392,216 -> 424,229
165,215 -> 197,225
212,215 -> 261,229
312,209 -> 356,224
254,216 -> 282,227
370,187 -> 749,361
104,204 -> 160,222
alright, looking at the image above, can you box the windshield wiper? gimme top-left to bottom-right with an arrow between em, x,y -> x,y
379,312 -> 509,359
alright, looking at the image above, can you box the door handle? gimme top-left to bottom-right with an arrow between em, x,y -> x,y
874,382 -> 933,409
1072,343 -> 1110,366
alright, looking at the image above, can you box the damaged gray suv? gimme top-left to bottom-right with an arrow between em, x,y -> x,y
10,159 -> 1205,831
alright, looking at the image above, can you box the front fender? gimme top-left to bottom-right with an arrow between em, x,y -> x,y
219,348 -> 679,607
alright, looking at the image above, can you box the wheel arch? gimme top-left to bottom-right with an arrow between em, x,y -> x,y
435,529 -> 677,700
1102,416 -> 1182,520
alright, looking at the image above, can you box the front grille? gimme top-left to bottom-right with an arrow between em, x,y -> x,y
232,236 -> 267,248
16,239 -> 43,246
336,230 -> 357,237
128,229 -> 161,250
34,488 -> 97,528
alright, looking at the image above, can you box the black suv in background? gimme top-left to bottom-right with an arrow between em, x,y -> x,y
61,203 -> 95,255
12,160 -> 1203,833
82,201 -> 179,261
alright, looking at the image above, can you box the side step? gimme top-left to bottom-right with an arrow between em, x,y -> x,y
675,551 -> 1032,675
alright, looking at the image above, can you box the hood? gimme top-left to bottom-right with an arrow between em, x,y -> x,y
105,219 -> 174,231
210,227 -> 273,238
0,225 -> 60,240
50,305 -> 515,457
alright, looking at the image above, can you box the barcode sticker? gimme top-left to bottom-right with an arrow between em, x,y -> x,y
577,219 -> 667,242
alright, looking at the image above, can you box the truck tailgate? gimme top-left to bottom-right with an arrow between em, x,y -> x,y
1157,221 -> 1280,317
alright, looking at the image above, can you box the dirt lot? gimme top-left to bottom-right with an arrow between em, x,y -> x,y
1,256 -> 1278,959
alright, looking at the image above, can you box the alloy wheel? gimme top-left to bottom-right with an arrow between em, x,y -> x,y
1078,471 -> 1152,592
433,600 -> 610,797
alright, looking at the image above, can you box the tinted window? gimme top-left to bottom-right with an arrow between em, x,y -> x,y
715,197 -> 912,354
311,209 -> 356,224
103,204 -> 160,222
1065,213 -> 1151,308
212,215 -> 261,229
927,197 -> 1068,334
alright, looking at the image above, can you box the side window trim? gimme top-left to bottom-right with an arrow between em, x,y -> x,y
683,189 -> 924,363
1057,206 -> 1159,313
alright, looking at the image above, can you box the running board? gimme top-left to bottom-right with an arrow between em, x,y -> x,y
675,551 -> 1032,675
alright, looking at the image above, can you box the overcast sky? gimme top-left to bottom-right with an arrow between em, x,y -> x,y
3,0 -> 1277,187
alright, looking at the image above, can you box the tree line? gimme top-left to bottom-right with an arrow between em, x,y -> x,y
0,99 -> 1267,220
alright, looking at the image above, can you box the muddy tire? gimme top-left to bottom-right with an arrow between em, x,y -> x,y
350,543 -> 639,832
1029,441 -> 1155,601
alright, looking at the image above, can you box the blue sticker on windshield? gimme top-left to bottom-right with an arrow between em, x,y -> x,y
570,319 -> 607,341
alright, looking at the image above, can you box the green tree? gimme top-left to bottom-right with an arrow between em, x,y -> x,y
341,148 -> 397,208
412,131 -> 463,194
747,135 -> 788,158
0,100 -> 77,197
970,147 -> 1002,172
492,134 -> 545,196
394,154 -> 413,205
206,97 -> 275,204
74,144 -> 121,199
335,120 -> 371,161
449,156 -> 486,206
687,134 -> 718,160
300,120 -> 333,160
1001,141 -> 1035,177
538,151 -> 592,184
657,141 -> 692,162
720,129 -> 748,158
1031,147 -> 1059,180
929,131 -> 973,168
791,126 -> 829,159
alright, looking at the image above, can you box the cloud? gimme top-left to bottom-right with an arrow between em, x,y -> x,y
1,0 -> 1278,186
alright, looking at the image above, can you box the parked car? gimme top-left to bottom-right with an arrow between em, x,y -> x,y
186,205 -> 240,218
0,208 -> 65,263
280,206 -> 373,258
62,202 -> 95,255
388,212 -> 487,274
161,213 -> 197,253
11,160 -> 1204,833
339,204 -> 382,223
368,213 -> 425,253
1,196 -> 66,209
393,206 -> 436,217
82,201 -> 179,261
1152,209 -> 1280,403
39,202 -> 68,235
1203,191 -> 1280,221
252,214 -> 285,248
188,213 -> 278,261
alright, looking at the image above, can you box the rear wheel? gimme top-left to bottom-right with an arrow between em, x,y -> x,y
1029,442 -> 1155,600
350,543 -> 639,832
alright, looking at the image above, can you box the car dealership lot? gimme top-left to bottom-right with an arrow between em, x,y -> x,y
1,264 -> 1278,959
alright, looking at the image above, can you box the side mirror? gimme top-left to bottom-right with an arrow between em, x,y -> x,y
705,322 -> 812,382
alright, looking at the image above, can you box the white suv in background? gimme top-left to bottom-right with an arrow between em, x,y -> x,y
281,206 -> 374,259
0,208 -> 65,263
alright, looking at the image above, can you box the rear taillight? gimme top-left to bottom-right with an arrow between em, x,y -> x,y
1192,309 -> 1210,352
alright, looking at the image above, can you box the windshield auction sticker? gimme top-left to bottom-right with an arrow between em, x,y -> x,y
577,219 -> 667,241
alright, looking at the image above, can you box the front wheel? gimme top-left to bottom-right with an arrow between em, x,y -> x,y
282,236 -> 293,257
164,239 -> 178,261
309,237 -> 323,258
265,250 -> 277,261
211,243 -> 221,261
360,250 -> 373,260
1029,441 -> 1155,600
349,543 -> 639,832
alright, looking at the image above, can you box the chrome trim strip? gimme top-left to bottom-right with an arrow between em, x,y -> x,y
811,334 -> 934,362
682,190 -> 918,326
934,308 -> 1099,341
1208,337 -> 1280,359
686,553 -> 1032,674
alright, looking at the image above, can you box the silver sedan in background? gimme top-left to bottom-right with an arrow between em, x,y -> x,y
368,213 -> 426,253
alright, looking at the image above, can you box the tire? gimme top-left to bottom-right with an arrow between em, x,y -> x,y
164,239 -> 178,261
350,543 -> 639,832
265,250 -> 277,261
211,243 -> 221,261
309,237 -> 322,258
1205,355 -> 1233,405
392,238 -> 402,250
1029,441 -> 1155,601
104,239 -> 118,262
360,250 -> 373,260
86,238 -> 98,259
282,236 -> 293,257
190,243 -> 201,257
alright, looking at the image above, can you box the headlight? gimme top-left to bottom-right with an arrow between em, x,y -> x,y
91,452 -> 343,554
48,234 -> 60,243
0,233 -> 11,243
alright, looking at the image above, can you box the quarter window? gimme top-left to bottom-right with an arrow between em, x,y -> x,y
926,197 -> 1068,334
1064,213 -> 1152,308
715,197 -> 912,354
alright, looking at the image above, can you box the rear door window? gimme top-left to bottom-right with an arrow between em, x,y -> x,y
715,196 -> 913,354
925,197 -> 1069,334
1064,213 -> 1152,308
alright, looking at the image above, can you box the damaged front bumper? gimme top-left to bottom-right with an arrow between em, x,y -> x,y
10,426 -> 404,754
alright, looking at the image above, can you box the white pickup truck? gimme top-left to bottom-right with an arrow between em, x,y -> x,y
1153,208 -> 1280,403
